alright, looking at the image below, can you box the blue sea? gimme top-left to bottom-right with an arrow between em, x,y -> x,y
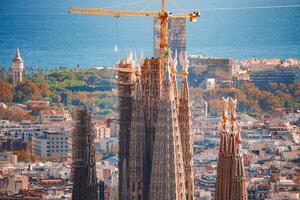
0,0 -> 299,68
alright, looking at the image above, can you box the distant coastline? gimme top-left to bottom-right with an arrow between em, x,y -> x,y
1,0 -> 299,67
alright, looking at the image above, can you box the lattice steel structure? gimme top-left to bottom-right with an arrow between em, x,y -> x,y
72,107 -> 98,200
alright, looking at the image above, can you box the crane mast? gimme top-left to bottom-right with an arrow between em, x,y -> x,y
68,0 -> 200,64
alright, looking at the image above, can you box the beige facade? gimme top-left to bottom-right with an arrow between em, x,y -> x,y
7,175 -> 28,194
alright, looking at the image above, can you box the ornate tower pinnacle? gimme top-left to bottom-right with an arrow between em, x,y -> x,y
11,48 -> 24,85
179,50 -> 195,200
231,116 -> 248,200
169,50 -> 179,108
216,98 -> 248,200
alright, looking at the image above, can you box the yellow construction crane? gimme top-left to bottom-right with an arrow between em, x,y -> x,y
68,0 -> 200,63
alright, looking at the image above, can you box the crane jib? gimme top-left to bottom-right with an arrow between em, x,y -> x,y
68,7 -> 200,21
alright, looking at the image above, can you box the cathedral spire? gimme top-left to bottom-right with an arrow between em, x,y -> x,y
216,98 -> 248,200
231,121 -> 248,200
150,57 -> 186,199
169,50 -> 179,108
178,50 -> 195,200
128,75 -> 146,200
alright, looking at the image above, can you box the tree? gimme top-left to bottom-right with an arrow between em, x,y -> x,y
38,83 -> 51,97
0,81 -> 13,102
208,99 -> 223,116
0,108 -> 33,122
13,80 -> 42,102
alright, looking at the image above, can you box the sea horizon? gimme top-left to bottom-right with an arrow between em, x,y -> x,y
0,0 -> 299,68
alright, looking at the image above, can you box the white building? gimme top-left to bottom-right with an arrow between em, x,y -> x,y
39,109 -> 72,124
0,120 -> 43,141
99,137 -> 118,152
32,129 -> 72,158
205,78 -> 216,90
94,122 -> 111,143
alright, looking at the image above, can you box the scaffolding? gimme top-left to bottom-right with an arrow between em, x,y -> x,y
72,107 -> 98,200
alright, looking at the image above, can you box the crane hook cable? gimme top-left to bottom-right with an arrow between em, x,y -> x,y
168,0 -> 188,11
101,0 -> 152,9
142,0 -> 159,11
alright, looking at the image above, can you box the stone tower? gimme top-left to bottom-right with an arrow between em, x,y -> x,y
141,57 -> 164,199
116,51 -> 136,200
128,68 -> 146,200
118,50 -> 195,200
150,59 -> 186,200
231,125 -> 248,200
72,107 -> 98,200
11,48 -> 24,85
215,98 -> 248,200
179,52 -> 195,200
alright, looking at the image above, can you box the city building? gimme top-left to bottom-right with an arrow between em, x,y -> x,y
0,138 -> 27,152
204,78 -> 216,90
250,68 -> 298,90
32,129 -> 72,158
94,120 -> 111,142
0,152 -> 18,164
0,120 -> 43,141
188,56 -> 233,88
38,109 -> 72,124
10,48 -> 24,85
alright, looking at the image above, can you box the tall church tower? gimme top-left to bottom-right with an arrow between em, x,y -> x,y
128,68 -> 146,200
11,48 -> 24,85
150,58 -> 186,200
215,98 -> 248,200
116,51 -> 136,200
118,50 -> 195,200
179,52 -> 195,200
